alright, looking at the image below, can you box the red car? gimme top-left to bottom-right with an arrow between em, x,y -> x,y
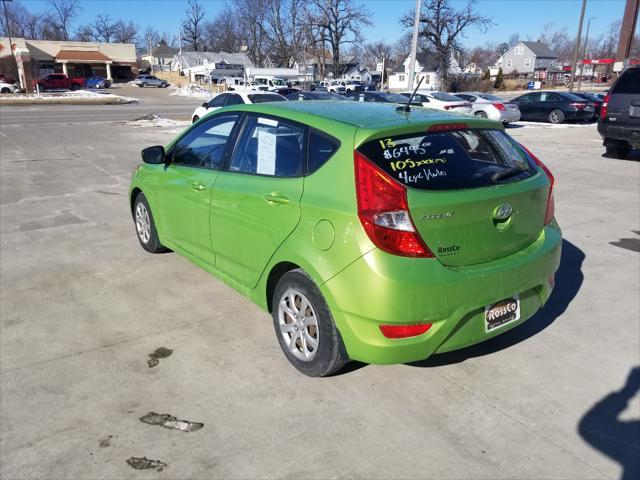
35,74 -> 85,91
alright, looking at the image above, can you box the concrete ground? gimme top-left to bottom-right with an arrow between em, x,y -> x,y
1,95 -> 639,479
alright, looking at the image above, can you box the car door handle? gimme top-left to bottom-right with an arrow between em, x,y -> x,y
190,182 -> 207,191
263,193 -> 290,205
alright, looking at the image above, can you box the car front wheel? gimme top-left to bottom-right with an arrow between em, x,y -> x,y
141,82 -> 148,88
474,111 -> 488,118
605,139 -> 631,159
272,269 -> 348,377
0,87 -> 10,94
192,115 -> 199,123
548,109 -> 564,124
133,193 -> 169,253
160,82 -> 168,88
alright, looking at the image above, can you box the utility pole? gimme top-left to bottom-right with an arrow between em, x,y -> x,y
577,17 -> 596,91
569,0 -> 587,92
2,0 -> 13,56
616,0 -> 640,69
407,0 -> 421,91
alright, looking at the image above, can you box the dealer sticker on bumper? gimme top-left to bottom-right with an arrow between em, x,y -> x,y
485,295 -> 520,332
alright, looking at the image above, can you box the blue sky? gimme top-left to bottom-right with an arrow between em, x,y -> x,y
21,0 -> 637,48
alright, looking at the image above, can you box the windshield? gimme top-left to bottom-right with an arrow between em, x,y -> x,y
248,94 -> 286,103
357,129 -> 536,190
432,92 -> 466,102
478,93 -> 505,102
272,78 -> 286,86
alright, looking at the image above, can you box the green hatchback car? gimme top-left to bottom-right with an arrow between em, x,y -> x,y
129,101 -> 561,376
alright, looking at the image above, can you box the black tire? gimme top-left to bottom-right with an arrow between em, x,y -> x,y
38,84 -> 46,92
548,109 -> 564,124
0,87 -> 10,94
192,115 -> 199,123
70,84 -> 80,91
132,192 -> 169,253
141,82 -> 148,88
160,82 -> 168,88
605,139 -> 631,159
474,111 -> 488,118
272,269 -> 348,377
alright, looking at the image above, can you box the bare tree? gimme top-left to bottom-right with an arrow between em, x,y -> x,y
43,0 -> 81,40
203,6 -> 243,53
112,20 -> 138,44
1,0 -> 42,39
308,0 -> 371,76
402,0 -> 492,88
508,33 -> 520,48
181,0 -> 206,51
76,14 -> 115,42
235,0 -> 270,65
260,0 -> 307,66
538,23 -> 574,63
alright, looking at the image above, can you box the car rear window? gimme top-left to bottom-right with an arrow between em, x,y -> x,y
357,129 -> 536,190
248,94 -> 286,103
431,92 -> 465,102
611,68 -> 640,94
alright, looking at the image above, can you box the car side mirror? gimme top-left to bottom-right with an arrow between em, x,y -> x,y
141,145 -> 165,165
201,102 -> 208,108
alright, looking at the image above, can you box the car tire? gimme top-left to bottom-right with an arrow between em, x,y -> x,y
160,82 -> 168,88
272,269 -> 348,377
548,109 -> 564,124
141,82 -> 148,88
192,115 -> 199,123
0,87 -> 10,94
474,111 -> 488,118
70,84 -> 80,91
605,139 -> 631,159
132,192 -> 169,253
38,84 -> 46,92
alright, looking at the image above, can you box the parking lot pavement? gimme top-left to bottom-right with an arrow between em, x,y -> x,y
1,110 -> 638,479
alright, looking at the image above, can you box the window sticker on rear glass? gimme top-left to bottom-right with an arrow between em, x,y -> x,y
357,130 -> 534,191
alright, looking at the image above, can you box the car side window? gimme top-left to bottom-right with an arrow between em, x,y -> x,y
225,94 -> 243,106
208,94 -> 228,108
172,114 -> 239,169
308,130 -> 340,174
229,115 -> 306,177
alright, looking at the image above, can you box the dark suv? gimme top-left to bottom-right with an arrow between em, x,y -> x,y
598,66 -> 640,159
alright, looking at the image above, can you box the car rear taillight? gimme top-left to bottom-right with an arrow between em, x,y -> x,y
379,323 -> 433,339
354,151 -> 433,258
600,94 -> 609,120
521,145 -> 555,225
427,122 -> 468,132
570,102 -> 586,109
493,103 -> 506,111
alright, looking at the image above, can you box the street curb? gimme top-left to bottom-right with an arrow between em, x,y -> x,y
0,96 -> 138,105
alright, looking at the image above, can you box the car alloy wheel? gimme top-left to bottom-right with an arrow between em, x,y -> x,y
141,82 -> 148,88
548,109 -> 564,124
474,111 -> 488,118
277,288 -> 319,362
135,202 -> 151,244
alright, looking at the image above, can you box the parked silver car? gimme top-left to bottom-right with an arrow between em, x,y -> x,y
134,75 -> 169,88
455,92 -> 521,124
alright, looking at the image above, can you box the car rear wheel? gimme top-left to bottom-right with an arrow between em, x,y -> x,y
272,269 -> 348,377
548,109 -> 564,124
160,82 -> 168,88
141,82 -> 148,88
605,139 -> 631,159
133,193 -> 169,253
70,84 -> 80,91
474,111 -> 488,118
0,87 -> 10,94
38,84 -> 46,92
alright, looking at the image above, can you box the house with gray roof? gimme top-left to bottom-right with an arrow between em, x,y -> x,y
140,44 -> 178,72
170,51 -> 253,77
388,51 -> 461,90
496,41 -> 558,75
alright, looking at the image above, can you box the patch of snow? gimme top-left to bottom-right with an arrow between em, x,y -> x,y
516,121 -> 597,129
170,83 -> 212,99
127,113 -> 191,128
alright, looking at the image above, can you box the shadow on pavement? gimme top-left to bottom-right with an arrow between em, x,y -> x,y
578,367 -> 640,480
408,238 -> 584,367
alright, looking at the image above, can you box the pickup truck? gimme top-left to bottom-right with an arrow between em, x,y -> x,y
35,74 -> 86,91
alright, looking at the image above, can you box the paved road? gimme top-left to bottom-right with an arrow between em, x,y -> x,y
1,100 -> 638,479
0,84 -> 202,125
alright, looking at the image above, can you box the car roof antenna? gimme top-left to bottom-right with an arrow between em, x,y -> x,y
397,76 -> 424,113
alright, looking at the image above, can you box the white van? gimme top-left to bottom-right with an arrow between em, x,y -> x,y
253,75 -> 288,91
219,77 -> 245,90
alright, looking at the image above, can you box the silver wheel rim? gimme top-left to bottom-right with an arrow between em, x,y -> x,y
135,202 -> 151,244
278,288 -> 319,362
550,111 -> 561,123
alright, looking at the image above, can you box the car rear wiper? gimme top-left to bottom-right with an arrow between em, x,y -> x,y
491,166 -> 528,183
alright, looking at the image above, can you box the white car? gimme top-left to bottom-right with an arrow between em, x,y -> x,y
400,90 -> 473,114
455,92 -> 521,124
327,80 -> 347,94
191,90 -> 287,123
0,81 -> 19,94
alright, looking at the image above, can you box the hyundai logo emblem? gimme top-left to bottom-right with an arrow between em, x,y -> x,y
493,203 -> 514,221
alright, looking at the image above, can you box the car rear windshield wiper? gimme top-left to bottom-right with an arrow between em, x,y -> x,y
491,166 -> 528,183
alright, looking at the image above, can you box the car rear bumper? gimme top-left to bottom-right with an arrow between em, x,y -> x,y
598,122 -> 640,144
497,110 -> 521,123
320,223 -> 562,364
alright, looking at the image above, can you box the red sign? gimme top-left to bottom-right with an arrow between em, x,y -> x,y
581,58 -> 615,64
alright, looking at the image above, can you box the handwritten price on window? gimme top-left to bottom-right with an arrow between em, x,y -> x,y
389,158 -> 447,172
